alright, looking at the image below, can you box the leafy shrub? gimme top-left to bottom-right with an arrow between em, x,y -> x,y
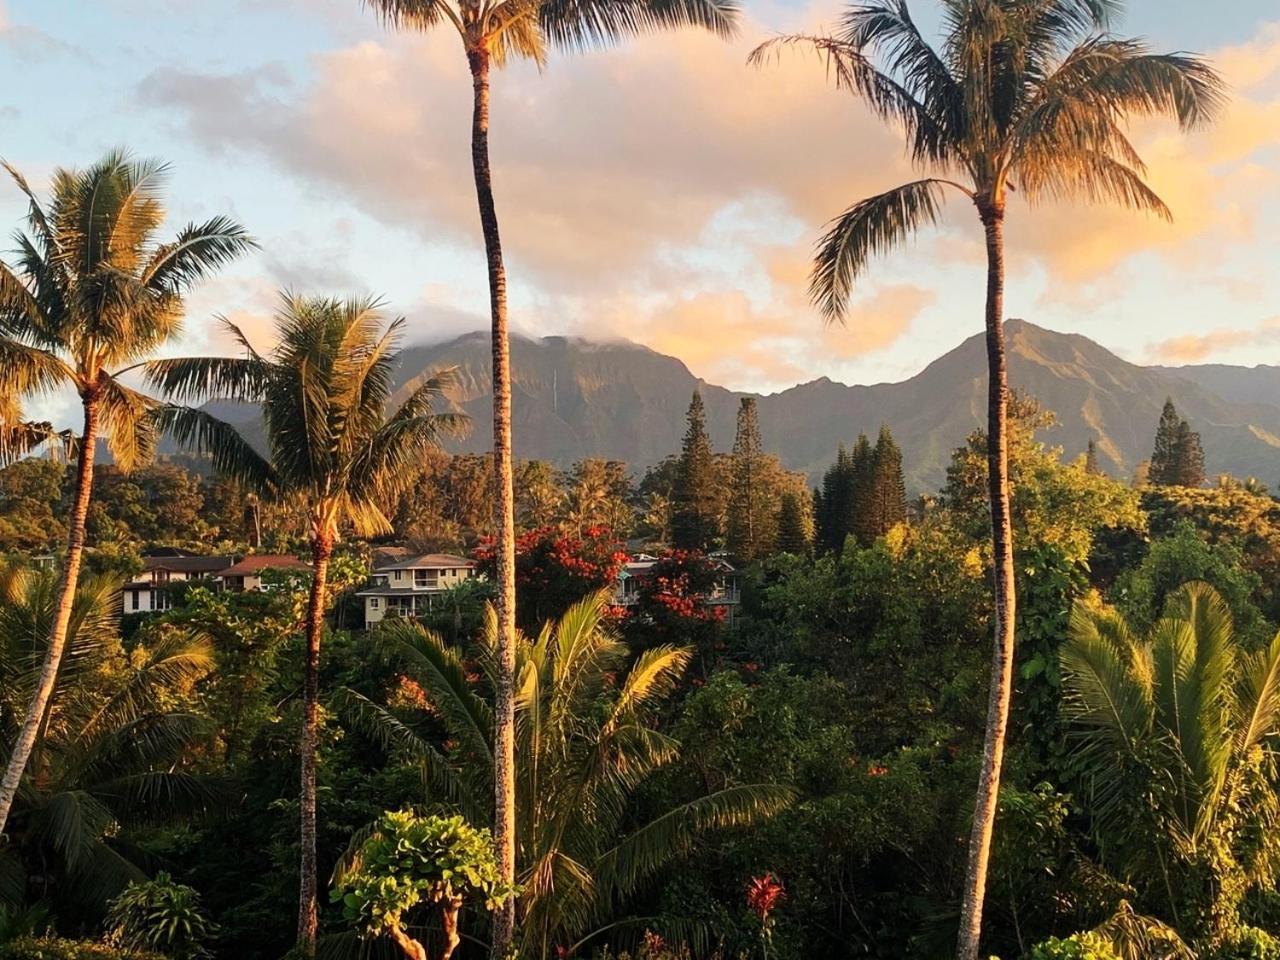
1025,933 -> 1121,960
105,873 -> 216,960
332,811 -> 515,960
0,938 -> 165,960
1209,927 -> 1280,960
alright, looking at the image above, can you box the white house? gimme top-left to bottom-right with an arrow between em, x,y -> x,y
356,553 -> 477,629
122,552 -> 236,615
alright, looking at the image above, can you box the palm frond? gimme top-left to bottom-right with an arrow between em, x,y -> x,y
140,215 -> 256,293
810,178 -> 949,323
97,375 -> 161,472
1236,627 -> 1280,755
371,620 -> 495,766
540,0 -> 739,53
143,352 -> 271,404
592,784 -> 796,904
153,405 -> 277,495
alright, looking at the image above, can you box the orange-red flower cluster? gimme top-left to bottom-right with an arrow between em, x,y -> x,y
746,873 -> 785,921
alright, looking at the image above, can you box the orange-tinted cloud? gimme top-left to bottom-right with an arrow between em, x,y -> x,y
1148,316 -> 1280,364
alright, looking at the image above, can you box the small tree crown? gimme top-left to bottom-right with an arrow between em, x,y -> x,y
333,811 -> 516,937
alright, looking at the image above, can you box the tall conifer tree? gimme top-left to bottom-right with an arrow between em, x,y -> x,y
776,490 -> 811,556
671,389 -> 718,551
1084,438 -> 1101,475
1149,398 -> 1182,485
1173,418 -> 1206,487
849,432 -> 876,546
868,424 -> 907,539
727,398 -> 774,561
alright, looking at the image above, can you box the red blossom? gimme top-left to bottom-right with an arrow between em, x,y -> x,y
746,873 -> 785,921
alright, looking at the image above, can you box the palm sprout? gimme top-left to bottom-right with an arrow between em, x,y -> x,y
339,591 -> 794,958
0,563 -> 219,915
358,0 -> 740,949
0,151 -> 254,839
751,5 -> 1224,955
146,293 -> 468,955
1062,582 -> 1280,946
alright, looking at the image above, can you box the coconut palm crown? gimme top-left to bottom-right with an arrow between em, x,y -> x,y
752,0 -> 1224,322
146,292 -> 469,957
0,150 -> 254,839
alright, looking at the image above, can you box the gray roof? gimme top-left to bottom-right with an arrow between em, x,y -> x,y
373,553 -> 475,572
142,555 -> 237,574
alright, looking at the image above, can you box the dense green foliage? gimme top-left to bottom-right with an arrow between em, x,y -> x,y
105,873 -> 217,960
3,386 -> 1280,959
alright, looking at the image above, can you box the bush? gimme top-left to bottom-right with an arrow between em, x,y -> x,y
1210,927 -> 1280,960
1025,933 -> 1121,960
0,938 -> 166,960
105,873 -> 216,960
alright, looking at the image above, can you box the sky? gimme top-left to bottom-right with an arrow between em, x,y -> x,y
2,0 -> 1279,427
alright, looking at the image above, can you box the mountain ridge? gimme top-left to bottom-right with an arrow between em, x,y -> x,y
195,320 -> 1280,493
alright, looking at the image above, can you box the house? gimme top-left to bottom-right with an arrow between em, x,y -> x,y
612,554 -> 741,623
356,553 -> 477,629
122,552 -> 237,615
214,555 -> 310,592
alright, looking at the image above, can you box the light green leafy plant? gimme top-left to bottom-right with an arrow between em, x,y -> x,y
332,810 -> 516,960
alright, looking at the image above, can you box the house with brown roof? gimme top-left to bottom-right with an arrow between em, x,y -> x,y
355,553 -> 477,629
214,555 -> 310,592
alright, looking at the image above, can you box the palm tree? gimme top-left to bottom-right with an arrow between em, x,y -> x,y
0,151 -> 254,839
750,4 -> 1223,955
1062,582 -> 1280,948
357,2 -> 739,949
145,293 -> 468,957
340,591 -> 793,958
0,563 -> 219,914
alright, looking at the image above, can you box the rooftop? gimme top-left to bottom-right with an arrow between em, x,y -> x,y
217,555 -> 310,577
374,553 -> 475,572
142,555 -> 237,574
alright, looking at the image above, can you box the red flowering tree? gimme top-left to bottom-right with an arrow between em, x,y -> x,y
474,525 -> 627,631
628,550 -> 728,654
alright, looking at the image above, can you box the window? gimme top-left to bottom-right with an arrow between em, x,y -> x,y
394,570 -> 403,581
370,598 -> 380,609
130,590 -> 139,611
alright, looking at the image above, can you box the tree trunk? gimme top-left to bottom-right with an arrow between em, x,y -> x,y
0,395 -> 99,835
388,925 -> 429,960
955,201 -> 1015,960
467,44 -> 518,959
297,532 -> 333,958
440,896 -> 463,960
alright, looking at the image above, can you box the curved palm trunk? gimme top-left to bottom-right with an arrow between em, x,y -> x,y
297,533 -> 333,958
0,396 -> 99,835
467,44 -> 519,959
956,204 -> 1015,960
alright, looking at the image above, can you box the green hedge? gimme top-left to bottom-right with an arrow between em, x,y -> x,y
0,938 -> 167,960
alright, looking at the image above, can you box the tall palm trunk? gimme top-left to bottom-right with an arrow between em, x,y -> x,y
467,44 -> 518,958
0,395 -> 99,835
956,200 -> 1015,960
297,532 -> 333,958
